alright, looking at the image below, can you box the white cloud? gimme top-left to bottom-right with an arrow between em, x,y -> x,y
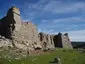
43,1 -> 85,13
52,16 -> 85,23
22,0 -> 85,21
41,19 -> 50,23
39,16 -> 85,31
38,28 -> 57,34
41,16 -> 85,23
62,30 -> 85,42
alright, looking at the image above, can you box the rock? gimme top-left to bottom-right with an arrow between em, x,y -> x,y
54,57 -> 61,64
0,38 -> 13,48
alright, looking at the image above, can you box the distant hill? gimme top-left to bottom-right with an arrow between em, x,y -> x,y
71,42 -> 85,48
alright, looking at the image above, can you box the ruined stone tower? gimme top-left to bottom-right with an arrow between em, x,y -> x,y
0,6 -> 21,39
61,33 -> 73,49
53,33 -> 73,49
7,6 -> 21,31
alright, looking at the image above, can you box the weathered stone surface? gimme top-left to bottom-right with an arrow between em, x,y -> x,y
0,6 -> 21,39
61,33 -> 73,49
13,22 -> 42,50
39,32 -> 55,50
53,33 -> 73,49
0,6 -> 73,50
0,38 -> 13,48
0,6 -> 42,50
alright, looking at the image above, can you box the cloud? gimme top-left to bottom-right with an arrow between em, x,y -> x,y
21,0 -> 85,21
62,30 -> 85,42
38,15 -> 85,32
43,1 -> 85,13
21,0 -> 85,23
38,29 -> 55,34
52,16 -> 85,23
20,0 -> 85,42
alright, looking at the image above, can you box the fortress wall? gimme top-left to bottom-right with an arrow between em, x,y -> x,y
61,33 -> 73,49
0,6 -> 73,50
53,33 -> 73,49
39,33 -> 55,50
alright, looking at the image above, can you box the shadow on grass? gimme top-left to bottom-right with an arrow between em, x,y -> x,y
50,61 -> 58,64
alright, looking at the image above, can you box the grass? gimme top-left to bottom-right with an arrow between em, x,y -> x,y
0,48 -> 85,64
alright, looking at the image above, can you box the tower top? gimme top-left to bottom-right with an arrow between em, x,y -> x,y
7,6 -> 20,16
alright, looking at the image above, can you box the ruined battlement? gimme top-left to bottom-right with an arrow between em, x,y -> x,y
0,6 -> 73,50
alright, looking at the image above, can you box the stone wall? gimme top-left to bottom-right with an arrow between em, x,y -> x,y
0,6 -> 21,39
53,33 -> 73,49
0,6 -> 42,50
53,33 -> 62,48
39,32 -> 55,50
13,22 -> 42,50
61,33 -> 73,49
0,6 -> 73,50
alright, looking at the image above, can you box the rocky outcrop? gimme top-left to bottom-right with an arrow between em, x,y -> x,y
0,6 -> 73,50
0,36 -> 13,48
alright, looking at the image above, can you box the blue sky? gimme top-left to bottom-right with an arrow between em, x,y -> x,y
0,0 -> 85,41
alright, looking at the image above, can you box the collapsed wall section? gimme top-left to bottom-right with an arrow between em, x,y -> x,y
39,32 -> 55,50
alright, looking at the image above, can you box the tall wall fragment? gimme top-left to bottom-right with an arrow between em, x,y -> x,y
53,33 -> 73,49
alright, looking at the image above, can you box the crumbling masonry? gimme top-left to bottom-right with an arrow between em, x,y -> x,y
0,6 -> 73,50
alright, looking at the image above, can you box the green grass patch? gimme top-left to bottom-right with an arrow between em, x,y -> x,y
0,48 -> 85,64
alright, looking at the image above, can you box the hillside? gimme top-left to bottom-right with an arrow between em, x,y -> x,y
71,42 -> 85,48
0,48 -> 85,64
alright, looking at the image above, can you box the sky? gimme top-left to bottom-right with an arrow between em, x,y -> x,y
0,0 -> 85,42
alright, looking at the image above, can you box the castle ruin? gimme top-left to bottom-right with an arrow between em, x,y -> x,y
0,6 -> 73,50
